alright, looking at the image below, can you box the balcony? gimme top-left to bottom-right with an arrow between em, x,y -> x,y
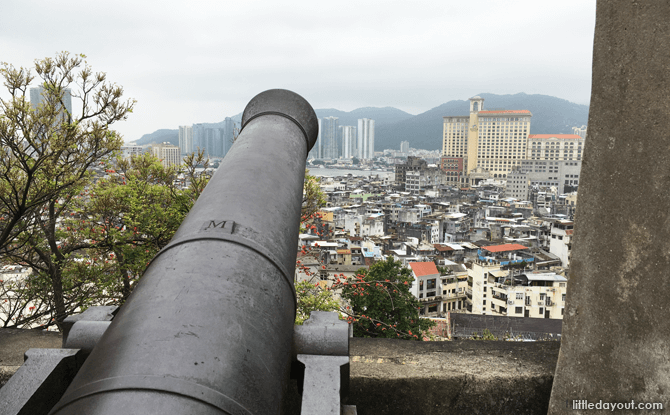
419,295 -> 443,303
466,289 -> 472,299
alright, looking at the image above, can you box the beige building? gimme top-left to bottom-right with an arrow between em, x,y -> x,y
526,134 -> 584,161
488,272 -> 567,320
409,262 -> 467,317
151,142 -> 181,168
442,96 -> 532,184
121,145 -> 145,160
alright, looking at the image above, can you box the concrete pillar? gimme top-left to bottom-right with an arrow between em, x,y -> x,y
549,2 -> 670,413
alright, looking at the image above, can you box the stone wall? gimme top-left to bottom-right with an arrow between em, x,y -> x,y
0,329 -> 560,414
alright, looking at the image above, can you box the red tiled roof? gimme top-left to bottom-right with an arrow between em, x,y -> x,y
565,230 -> 574,236
433,244 -> 454,252
409,262 -> 439,277
479,110 -> 531,115
337,249 -> 351,254
528,134 -> 582,139
482,243 -> 528,253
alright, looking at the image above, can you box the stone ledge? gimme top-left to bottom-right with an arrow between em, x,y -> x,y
0,329 -> 560,414
348,338 -> 560,415
0,328 -> 62,388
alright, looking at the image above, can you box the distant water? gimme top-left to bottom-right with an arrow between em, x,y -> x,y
307,167 -> 394,180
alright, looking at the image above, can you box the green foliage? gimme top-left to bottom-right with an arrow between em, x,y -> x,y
473,328 -> 497,340
0,52 -> 135,255
294,280 -> 341,325
436,265 -> 453,275
3,150 -> 209,330
351,157 -> 360,165
300,170 -> 326,233
338,257 -> 435,340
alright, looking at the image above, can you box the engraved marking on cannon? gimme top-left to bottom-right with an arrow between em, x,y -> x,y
200,220 -> 236,234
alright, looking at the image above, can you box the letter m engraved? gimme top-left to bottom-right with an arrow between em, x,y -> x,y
200,220 -> 235,234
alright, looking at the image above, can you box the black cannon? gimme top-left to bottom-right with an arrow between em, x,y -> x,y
0,89 -> 357,415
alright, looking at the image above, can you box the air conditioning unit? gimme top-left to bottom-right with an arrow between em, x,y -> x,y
507,300 -> 514,305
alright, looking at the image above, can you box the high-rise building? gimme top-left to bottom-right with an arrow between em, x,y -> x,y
308,119 -> 322,160
151,142 -> 181,168
340,126 -> 357,159
224,117 -> 236,149
192,124 -> 225,157
179,126 -> 193,155
321,117 -> 340,160
572,125 -> 587,139
442,96 -> 532,185
357,118 -> 375,159
400,141 -> 410,154
30,86 -> 73,115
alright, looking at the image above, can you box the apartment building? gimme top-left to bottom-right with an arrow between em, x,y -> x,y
408,262 -> 468,317
151,142 -> 181,168
489,272 -> 567,319
467,243 -> 536,315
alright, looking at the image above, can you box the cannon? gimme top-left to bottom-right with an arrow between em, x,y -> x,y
0,90 -> 354,414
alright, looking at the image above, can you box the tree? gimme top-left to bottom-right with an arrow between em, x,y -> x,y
1,151 -> 210,330
0,53 -> 135,328
300,170 -> 326,233
81,152 -> 196,303
0,52 -> 135,255
294,280 -> 341,325
333,257 -> 435,340
352,157 -> 360,165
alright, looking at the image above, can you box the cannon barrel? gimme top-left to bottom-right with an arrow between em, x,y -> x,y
49,90 -> 318,415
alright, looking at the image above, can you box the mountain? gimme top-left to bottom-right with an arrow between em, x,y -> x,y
315,107 -> 414,128
131,108 -> 411,146
131,94 -> 589,152
134,129 -> 179,146
375,93 -> 590,151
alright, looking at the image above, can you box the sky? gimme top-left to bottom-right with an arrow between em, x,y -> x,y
0,1 -> 596,143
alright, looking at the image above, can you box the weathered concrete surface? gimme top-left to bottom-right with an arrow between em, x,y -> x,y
349,338 -> 559,415
0,329 -> 559,414
0,329 -> 61,387
548,2 -> 670,413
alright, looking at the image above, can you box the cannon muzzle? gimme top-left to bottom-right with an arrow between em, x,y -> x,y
49,89 -> 318,415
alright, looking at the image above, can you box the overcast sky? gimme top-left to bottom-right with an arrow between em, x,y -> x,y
1,1 -> 596,143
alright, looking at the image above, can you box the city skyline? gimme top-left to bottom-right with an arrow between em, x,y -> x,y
0,1 -> 596,143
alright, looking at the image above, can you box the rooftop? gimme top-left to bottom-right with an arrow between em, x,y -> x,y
528,134 -> 582,139
409,262 -> 439,277
479,110 -> 532,115
482,243 -> 529,253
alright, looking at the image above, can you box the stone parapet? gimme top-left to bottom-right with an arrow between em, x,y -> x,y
0,329 -> 559,414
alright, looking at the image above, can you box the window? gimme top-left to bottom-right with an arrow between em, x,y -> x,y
539,307 -> 544,315
483,300 -> 487,305
516,293 -> 523,300
428,304 -> 438,313
515,307 -> 523,314
562,294 -> 566,302
427,279 -> 436,290
419,293 -> 423,299
540,293 -> 546,300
